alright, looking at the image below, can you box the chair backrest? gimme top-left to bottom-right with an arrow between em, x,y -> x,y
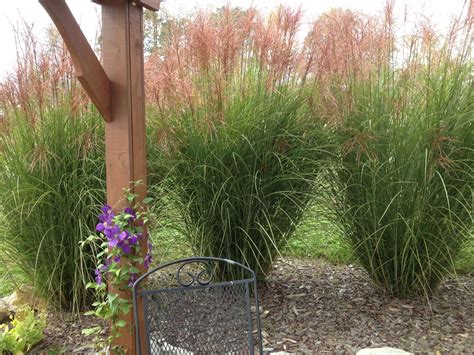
132,257 -> 263,354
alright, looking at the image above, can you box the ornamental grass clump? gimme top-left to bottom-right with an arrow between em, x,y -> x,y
146,6 -> 330,279
159,71 -> 328,280
323,16 -> 473,297
0,108 -> 105,311
0,25 -> 105,312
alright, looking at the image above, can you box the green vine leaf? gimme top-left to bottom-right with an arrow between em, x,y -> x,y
79,183 -> 154,352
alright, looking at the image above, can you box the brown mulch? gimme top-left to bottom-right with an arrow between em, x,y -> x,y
260,258 -> 473,353
29,313 -> 107,354
29,258 -> 473,353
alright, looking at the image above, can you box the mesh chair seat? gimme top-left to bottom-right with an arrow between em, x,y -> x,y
133,257 -> 263,354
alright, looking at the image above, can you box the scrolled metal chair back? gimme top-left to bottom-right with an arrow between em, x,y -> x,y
133,257 -> 263,354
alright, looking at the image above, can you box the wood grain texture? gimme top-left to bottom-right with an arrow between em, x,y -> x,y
135,0 -> 161,11
40,0 -> 112,121
102,0 -> 148,352
43,0 -> 152,351
92,0 -> 161,11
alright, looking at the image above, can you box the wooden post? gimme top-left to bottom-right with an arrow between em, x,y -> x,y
101,0 -> 147,352
40,0 -> 161,352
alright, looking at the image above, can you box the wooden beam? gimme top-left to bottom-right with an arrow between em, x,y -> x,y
92,0 -> 161,11
40,0 -> 112,122
135,0 -> 161,11
101,0 -> 148,352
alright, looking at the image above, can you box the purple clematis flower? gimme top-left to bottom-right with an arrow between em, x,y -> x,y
93,203 -> 156,289
99,205 -> 114,222
94,268 -> 102,285
118,231 -> 129,242
121,243 -> 132,254
114,231 -> 140,254
104,225 -> 121,240
101,205 -> 112,213
128,273 -> 138,288
144,252 -> 153,270
143,241 -> 153,270
129,235 -> 139,245
109,238 -> 118,248
124,207 -> 137,222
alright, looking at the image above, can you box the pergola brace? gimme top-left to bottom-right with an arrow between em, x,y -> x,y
134,0 -> 161,11
40,0 -> 160,352
39,0 -> 112,122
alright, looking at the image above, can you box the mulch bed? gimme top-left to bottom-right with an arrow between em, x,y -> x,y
260,258 -> 473,353
30,257 -> 473,353
29,314 -> 107,354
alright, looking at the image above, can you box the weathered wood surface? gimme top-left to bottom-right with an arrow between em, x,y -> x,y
135,0 -> 161,11
102,0 -> 148,352
39,0 -> 112,122
41,0 -> 155,352
92,0 -> 161,11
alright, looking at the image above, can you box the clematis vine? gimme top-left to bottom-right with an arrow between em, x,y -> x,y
92,201 -> 153,287
81,186 -> 155,351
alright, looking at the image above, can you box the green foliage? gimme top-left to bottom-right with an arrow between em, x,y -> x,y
0,108 -> 106,312
148,215 -> 191,263
0,307 -> 46,354
0,217 -> 25,297
283,204 -> 353,264
455,235 -> 474,274
158,74 -> 329,279
0,261 -> 25,298
325,63 -> 474,297
81,188 -> 151,353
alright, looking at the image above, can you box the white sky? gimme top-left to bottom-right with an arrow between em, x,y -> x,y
0,0 -> 469,80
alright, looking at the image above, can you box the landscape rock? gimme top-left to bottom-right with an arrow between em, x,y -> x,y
0,286 -> 47,324
0,298 -> 11,323
4,287 -> 46,312
357,347 -> 412,355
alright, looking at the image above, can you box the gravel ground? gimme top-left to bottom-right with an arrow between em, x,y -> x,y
260,258 -> 473,353
29,257 -> 473,353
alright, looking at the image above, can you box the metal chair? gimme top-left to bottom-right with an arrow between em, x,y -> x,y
132,257 -> 264,354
